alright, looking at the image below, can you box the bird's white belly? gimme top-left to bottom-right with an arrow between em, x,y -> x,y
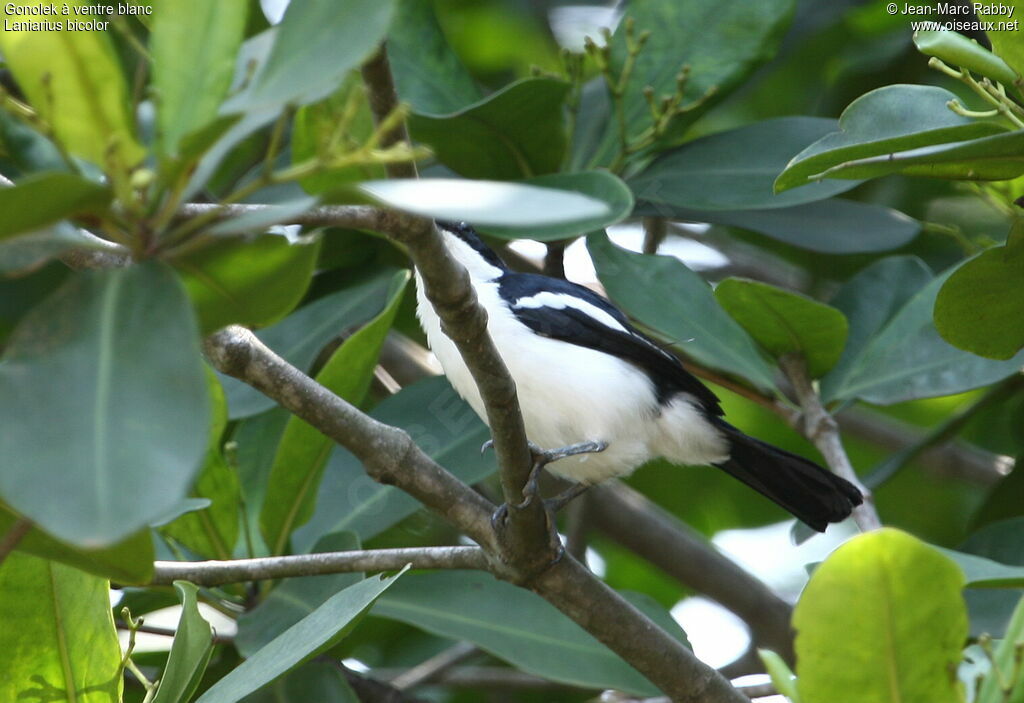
415,274 -> 728,484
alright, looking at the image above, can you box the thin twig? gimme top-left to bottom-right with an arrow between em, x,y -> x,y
149,546 -> 488,586
0,518 -> 32,569
116,621 -> 234,645
779,354 -> 881,531
389,641 -> 479,690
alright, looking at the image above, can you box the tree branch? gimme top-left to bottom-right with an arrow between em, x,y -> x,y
779,354 -> 881,531
149,546 -> 488,586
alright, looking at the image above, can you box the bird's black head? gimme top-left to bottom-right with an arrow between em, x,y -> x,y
436,221 -> 507,271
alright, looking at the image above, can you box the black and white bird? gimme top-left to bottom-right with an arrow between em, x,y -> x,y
415,221 -> 862,532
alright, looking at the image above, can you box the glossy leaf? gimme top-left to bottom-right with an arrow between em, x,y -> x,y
353,178 -> 614,229
409,77 -> 569,180
977,593 -> 1024,703
151,582 -> 214,703
236,532 -> 362,657
814,130 -> 1024,183
195,569 -> 405,703
585,0 -> 795,167
0,263 -> 209,546
151,0 -> 248,156
163,373 -> 239,560
822,257 -> 1024,404
0,3 -> 144,166
775,85 -> 1008,192
670,199 -> 920,254
293,375 -> 491,549
793,529 -> 967,703
0,223 -> 115,276
373,570 -> 674,696
934,230 -> 1024,360
914,30 -> 1017,86
980,1 -> 1024,87
714,278 -> 848,377
220,267 -> 404,418
630,118 -> 857,211
480,171 -> 634,241
587,232 -> 776,391
388,0 -> 481,115
0,552 -> 122,703
260,271 -> 408,555
0,172 -> 111,241
171,232 -> 321,335
0,502 -> 153,583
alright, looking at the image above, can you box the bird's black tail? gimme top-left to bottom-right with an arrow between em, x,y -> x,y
712,422 -> 863,532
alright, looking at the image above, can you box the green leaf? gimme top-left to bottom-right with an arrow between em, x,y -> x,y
821,259 -> 1024,404
977,593 -> 1024,703
914,30 -> 1017,86
0,263 -> 210,546
480,171 -> 634,241
195,569 -> 406,703
667,199 -> 920,254
0,502 -> 153,583
0,223 -> 116,277
236,532 -> 362,657
934,230 -> 1024,360
630,117 -> 858,211
151,582 -> 214,703
151,0 -> 248,157
373,570 -> 674,696
775,85 -> 1009,192
714,278 -> 848,377
814,129 -> 1024,183
759,649 -> 800,702
585,0 -> 795,168
0,4 -> 144,166
793,529 -> 967,703
171,232 -> 321,335
352,178 -> 615,230
163,372 -> 239,560
408,77 -> 569,180
0,553 -> 123,703
980,1 -> 1024,89
0,172 -> 111,241
222,0 -> 395,118
938,547 -> 1024,588
388,0 -> 481,115
587,231 -> 776,391
220,267 -> 404,419
241,661 -> 358,703
260,271 -> 408,555
293,375 -> 491,548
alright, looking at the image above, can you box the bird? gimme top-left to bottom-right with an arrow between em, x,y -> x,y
414,221 -> 863,532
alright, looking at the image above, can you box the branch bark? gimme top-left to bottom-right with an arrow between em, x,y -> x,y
149,546 -> 488,586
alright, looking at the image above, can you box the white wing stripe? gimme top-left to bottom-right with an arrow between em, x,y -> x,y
513,292 -> 629,333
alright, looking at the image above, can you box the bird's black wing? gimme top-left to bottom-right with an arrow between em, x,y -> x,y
499,273 -> 722,415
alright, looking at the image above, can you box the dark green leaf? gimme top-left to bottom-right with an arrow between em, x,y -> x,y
934,230 -> 1024,360
236,532 -> 362,657
0,553 -> 123,703
0,173 -> 111,241
241,660 -> 358,703
480,171 -> 634,241
0,502 -> 153,583
980,1 -> 1024,88
775,85 -> 1009,192
195,569 -> 405,703
0,110 -> 67,175
151,0 -> 248,157
409,77 -> 569,179
388,0 -> 481,115
373,570 -> 670,696
0,12 -> 144,165
587,232 -> 776,390
665,199 -> 920,254
961,518 -> 1024,638
0,263 -> 209,546
585,0 -> 795,168
821,260 -> 1024,404
353,178 -> 613,229
233,407 -> 291,557
260,272 -> 408,555
630,118 -> 857,211
714,278 -> 848,377
172,232 -> 321,335
293,375 -> 491,548
914,30 -> 1017,86
0,223 -> 117,276
793,529 -> 966,703
220,267 -> 404,419
152,582 -> 215,703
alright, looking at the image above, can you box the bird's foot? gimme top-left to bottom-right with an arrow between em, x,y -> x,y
543,482 -> 592,514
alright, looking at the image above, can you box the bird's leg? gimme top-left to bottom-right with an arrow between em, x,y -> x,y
544,482 -> 592,514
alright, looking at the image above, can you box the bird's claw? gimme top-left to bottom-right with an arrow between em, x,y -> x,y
480,439 -> 494,454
